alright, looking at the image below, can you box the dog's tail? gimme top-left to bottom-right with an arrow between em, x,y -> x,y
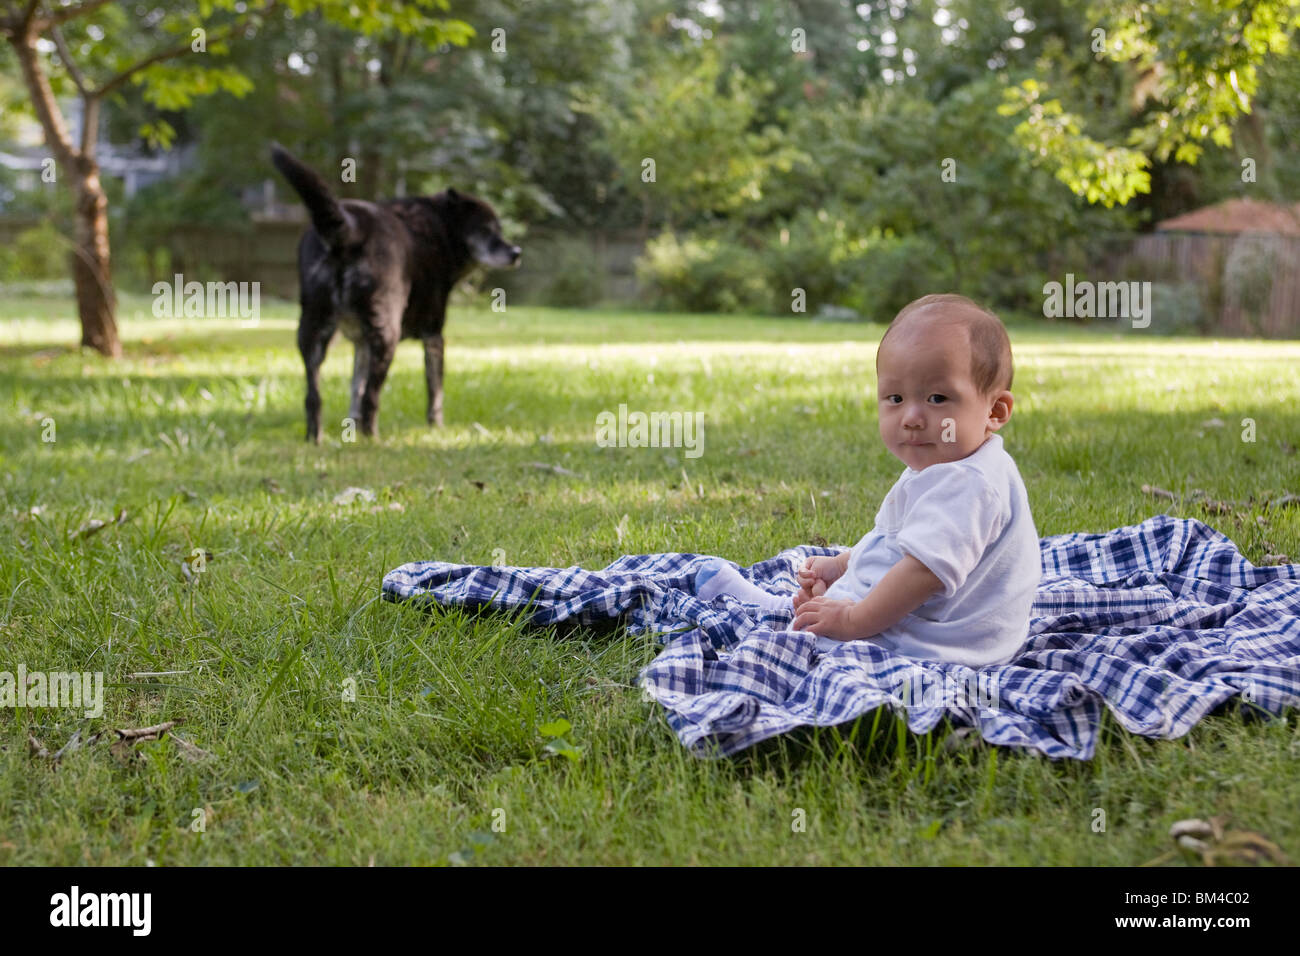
270,143 -> 352,249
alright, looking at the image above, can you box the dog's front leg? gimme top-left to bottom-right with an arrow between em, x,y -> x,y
424,334 -> 444,427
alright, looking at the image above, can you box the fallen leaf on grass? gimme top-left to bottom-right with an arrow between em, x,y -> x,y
180,549 -> 214,583
107,722 -> 178,762
52,730 -> 85,761
169,733 -> 215,763
1141,484 -> 1176,501
1169,817 -> 1290,866
28,720 -> 207,766
69,508 -> 128,540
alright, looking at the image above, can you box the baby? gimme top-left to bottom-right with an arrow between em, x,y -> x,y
695,293 -> 1041,667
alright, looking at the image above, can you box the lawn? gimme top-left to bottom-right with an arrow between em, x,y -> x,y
1,291 -> 1298,865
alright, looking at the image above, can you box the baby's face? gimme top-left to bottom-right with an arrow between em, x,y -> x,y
876,321 -> 1009,471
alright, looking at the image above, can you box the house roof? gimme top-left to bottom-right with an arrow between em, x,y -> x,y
1157,198 -> 1300,236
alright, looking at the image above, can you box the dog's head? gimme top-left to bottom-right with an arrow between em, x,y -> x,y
446,188 -> 522,269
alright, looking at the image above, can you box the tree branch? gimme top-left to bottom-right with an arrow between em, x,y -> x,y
0,0 -> 44,36
33,0 -> 119,31
80,88 -> 97,154
49,21 -> 89,95
8,27 -> 80,167
20,0 -> 42,29
92,18 -> 252,100
93,36 -> 196,99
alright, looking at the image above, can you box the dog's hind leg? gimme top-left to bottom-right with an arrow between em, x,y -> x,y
298,316 -> 335,444
358,319 -> 400,438
423,334 -> 444,426
348,339 -> 371,424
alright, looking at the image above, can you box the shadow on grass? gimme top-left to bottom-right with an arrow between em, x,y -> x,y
726,708 -> 962,774
718,693 -> 1295,777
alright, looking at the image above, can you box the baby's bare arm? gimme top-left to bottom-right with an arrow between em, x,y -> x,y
792,552 -> 944,640
846,553 -> 943,637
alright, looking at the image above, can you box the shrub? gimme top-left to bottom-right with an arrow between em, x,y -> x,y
541,236 -> 606,308
1147,281 -> 1206,335
0,221 -> 69,282
838,233 -> 944,321
1222,232 -> 1280,328
761,209 -> 856,316
635,229 -> 770,313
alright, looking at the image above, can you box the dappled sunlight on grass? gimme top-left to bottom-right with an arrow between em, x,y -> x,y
1,297 -> 1298,865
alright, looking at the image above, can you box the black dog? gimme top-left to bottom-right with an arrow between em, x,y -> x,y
270,144 -> 521,442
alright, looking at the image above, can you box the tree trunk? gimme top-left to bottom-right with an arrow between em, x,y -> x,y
72,159 -> 119,357
8,30 -> 121,357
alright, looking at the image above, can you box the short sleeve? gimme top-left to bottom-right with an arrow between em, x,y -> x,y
894,467 -> 1008,599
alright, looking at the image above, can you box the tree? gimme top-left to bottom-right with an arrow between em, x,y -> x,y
999,0 -> 1300,206
575,39 -> 805,239
0,0 -> 471,357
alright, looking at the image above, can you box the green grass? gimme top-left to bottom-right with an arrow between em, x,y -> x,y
1,291 -> 1298,865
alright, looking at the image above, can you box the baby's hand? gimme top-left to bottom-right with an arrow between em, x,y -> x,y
791,597 -> 863,641
797,555 -> 844,589
793,556 -> 840,610
792,577 -> 827,611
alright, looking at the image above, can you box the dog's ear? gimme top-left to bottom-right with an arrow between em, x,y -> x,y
445,187 -> 460,203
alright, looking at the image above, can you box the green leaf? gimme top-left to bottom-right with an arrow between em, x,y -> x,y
537,719 -> 571,737
544,738 -> 582,762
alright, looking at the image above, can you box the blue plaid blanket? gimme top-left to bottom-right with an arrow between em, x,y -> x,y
381,515 -> 1300,759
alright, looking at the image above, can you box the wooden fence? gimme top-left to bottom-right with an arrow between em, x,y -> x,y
157,222 -> 647,305
7,215 -> 1299,335
0,215 -> 648,305
1092,231 -> 1300,337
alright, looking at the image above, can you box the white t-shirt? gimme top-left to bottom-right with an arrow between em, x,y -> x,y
818,432 -> 1040,666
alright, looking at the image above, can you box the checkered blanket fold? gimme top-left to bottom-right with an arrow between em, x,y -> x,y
381,514 -> 1300,759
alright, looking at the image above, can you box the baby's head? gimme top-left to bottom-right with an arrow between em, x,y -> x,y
875,294 -> 1014,471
